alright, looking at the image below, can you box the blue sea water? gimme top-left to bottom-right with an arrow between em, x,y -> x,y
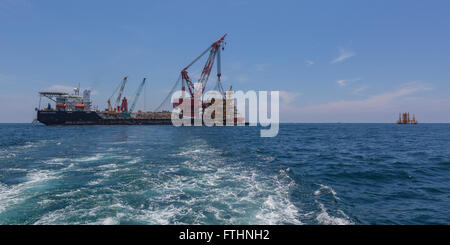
0,123 -> 449,225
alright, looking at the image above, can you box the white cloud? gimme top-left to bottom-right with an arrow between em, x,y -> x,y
337,78 -> 361,87
279,91 -> 300,105
305,60 -> 314,66
0,0 -> 31,15
352,85 -> 369,95
337,80 -> 346,87
254,63 -> 270,72
236,75 -> 249,83
280,83 -> 436,122
301,84 -> 431,113
331,48 -> 355,64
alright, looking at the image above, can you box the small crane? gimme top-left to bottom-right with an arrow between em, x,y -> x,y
129,78 -> 147,113
115,76 -> 128,111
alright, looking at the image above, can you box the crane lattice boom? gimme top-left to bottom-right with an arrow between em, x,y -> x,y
115,76 -> 128,109
181,34 -> 227,98
129,78 -> 147,113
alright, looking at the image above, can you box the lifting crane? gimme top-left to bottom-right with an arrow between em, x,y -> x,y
115,76 -> 128,111
172,34 -> 227,118
129,77 -> 147,113
180,34 -> 227,99
106,76 -> 128,114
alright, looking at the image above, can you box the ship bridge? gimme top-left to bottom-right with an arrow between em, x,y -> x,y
38,89 -> 91,112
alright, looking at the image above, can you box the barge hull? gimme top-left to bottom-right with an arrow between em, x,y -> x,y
37,111 -> 172,126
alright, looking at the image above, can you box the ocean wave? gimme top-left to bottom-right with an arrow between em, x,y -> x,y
145,160 -> 302,224
44,158 -> 68,165
0,170 -> 58,215
0,151 -> 16,160
314,184 -> 340,200
313,184 -> 353,225
36,144 -> 304,225
315,202 -> 353,225
7,159 -> 300,225
74,154 -> 106,162
2,142 -> 302,224
254,169 -> 302,225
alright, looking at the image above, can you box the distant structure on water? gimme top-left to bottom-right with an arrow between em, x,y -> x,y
397,112 -> 418,124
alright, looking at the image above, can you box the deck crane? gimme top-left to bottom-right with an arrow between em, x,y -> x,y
172,34 -> 227,118
115,76 -> 128,111
129,78 -> 147,113
180,34 -> 227,100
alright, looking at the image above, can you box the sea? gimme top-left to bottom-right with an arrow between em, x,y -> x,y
0,123 -> 449,225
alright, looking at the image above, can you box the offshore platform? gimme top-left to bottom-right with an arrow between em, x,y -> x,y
36,34 -> 243,126
397,112 -> 418,124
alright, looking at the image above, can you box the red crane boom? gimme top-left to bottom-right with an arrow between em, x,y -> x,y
181,34 -> 227,98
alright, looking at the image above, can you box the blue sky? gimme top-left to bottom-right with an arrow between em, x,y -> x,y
1,0 -> 450,122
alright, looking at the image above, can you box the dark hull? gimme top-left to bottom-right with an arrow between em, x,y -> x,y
37,111 -> 172,126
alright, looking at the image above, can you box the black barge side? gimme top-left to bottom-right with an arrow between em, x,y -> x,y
37,111 -> 172,126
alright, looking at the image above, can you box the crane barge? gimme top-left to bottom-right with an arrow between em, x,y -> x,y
36,34 -> 243,126
36,77 -> 172,125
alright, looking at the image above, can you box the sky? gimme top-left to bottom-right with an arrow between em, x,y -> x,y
1,0 -> 450,123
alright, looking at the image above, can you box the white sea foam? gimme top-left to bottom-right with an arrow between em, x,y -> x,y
27,171 -> 55,183
146,151 -> 302,225
126,158 -> 140,164
55,189 -> 81,198
136,205 -> 191,225
254,169 -> 302,225
315,202 -> 353,225
173,145 -> 302,224
35,196 -> 121,225
61,163 -> 75,171
98,217 -> 120,225
17,142 -> 34,149
87,179 -> 102,186
4,168 -> 27,172
0,170 -> 58,214
34,206 -> 84,225
0,183 -> 23,213
256,154 -> 276,162
98,163 -> 118,169
30,141 -> 303,225
174,147 -> 221,158
0,153 -> 16,159
74,153 -> 105,162
16,140 -> 50,150
0,140 -> 51,161
37,199 -> 56,206
44,158 -> 68,165
313,184 -> 353,225
32,163 -> 303,225
314,184 -> 340,200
